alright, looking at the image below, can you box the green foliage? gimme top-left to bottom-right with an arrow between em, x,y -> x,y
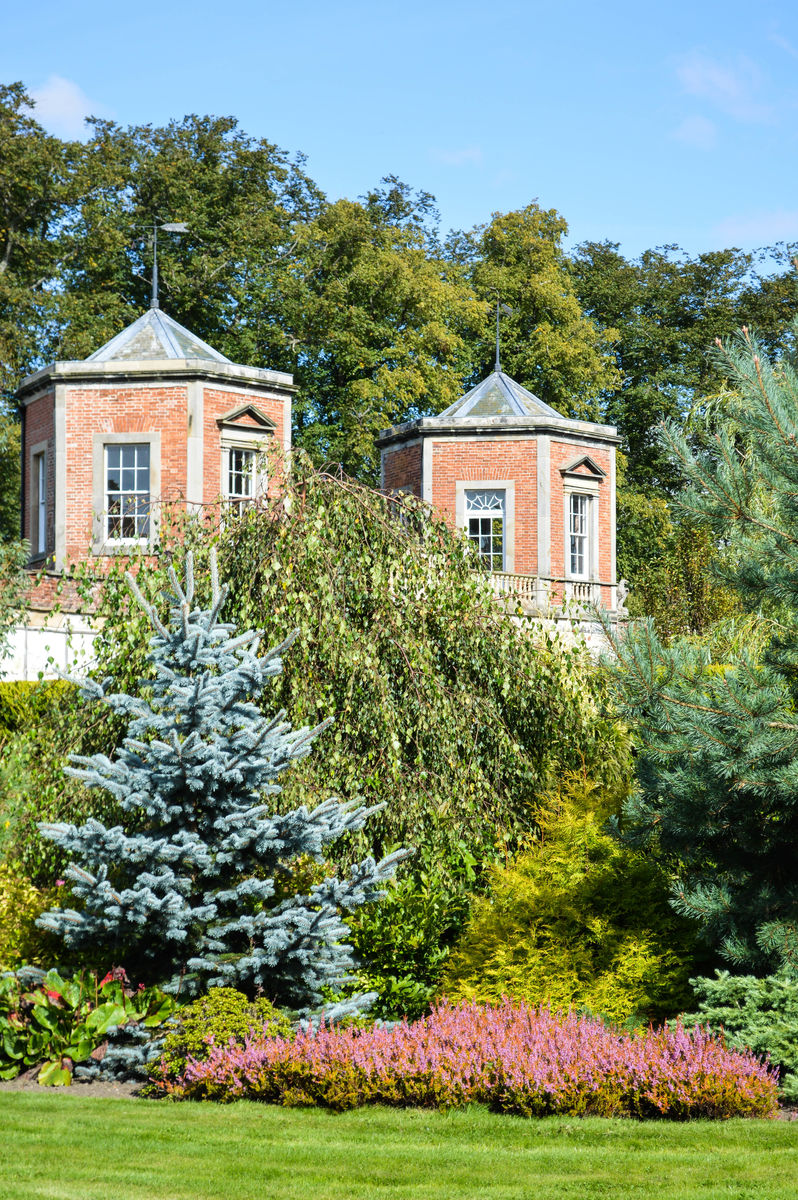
680,971 -> 798,1102
43,112 -> 322,369
609,327 -> 798,971
615,479 -> 672,587
0,539 -> 27,668
347,847 -> 475,1020
0,681 -> 35,733
0,967 -> 177,1086
145,987 -> 292,1093
0,681 -> 122,884
0,863 -> 59,969
441,776 -> 700,1023
286,180 -> 481,481
0,83 -> 71,397
570,240 -> 798,493
75,462 -> 633,1012
448,205 -> 619,420
0,412 -> 20,542
626,519 -> 740,638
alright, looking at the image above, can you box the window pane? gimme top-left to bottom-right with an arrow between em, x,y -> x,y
568,495 -> 589,576
105,442 -> 150,541
227,448 -> 255,502
465,489 -> 505,515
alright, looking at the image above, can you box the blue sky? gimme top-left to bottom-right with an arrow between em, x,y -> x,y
4,0 -> 798,258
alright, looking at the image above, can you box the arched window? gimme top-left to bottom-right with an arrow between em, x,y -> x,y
465,488 -> 506,571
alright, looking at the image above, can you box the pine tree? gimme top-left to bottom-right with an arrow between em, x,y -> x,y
610,326 -> 798,974
37,551 -> 407,1013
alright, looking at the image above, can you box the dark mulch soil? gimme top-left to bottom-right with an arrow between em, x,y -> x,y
0,1067 -> 140,1098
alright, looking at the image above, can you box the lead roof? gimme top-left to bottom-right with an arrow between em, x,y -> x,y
436,370 -> 563,421
86,307 -> 231,364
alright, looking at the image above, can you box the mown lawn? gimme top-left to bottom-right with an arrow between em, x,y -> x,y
1,1094 -> 797,1200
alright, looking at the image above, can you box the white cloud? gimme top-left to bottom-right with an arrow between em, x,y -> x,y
769,32 -> 798,61
29,75 -> 111,140
431,145 -> 484,167
675,53 -> 772,123
670,114 -> 717,150
714,209 -> 798,245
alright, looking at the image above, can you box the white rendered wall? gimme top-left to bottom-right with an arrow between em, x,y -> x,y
3,614 -> 98,681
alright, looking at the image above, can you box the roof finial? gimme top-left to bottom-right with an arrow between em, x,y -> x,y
150,220 -> 189,310
495,298 -> 512,373
151,219 -> 159,309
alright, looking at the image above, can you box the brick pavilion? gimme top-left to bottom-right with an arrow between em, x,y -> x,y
377,367 -> 621,613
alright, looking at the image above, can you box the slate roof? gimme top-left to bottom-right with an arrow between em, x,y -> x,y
86,307 -> 231,364
437,370 -> 562,421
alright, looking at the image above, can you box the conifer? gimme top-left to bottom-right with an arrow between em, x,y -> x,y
610,326 -> 798,972
37,551 -> 407,1013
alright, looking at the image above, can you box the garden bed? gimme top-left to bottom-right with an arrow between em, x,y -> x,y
153,999 -> 779,1120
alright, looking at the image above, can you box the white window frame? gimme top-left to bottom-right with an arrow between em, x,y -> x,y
464,488 -> 507,572
220,429 -> 269,511
29,441 -> 48,558
455,479 -> 515,574
92,432 -> 161,554
36,453 -> 46,554
104,442 -> 151,543
568,493 -> 589,578
563,483 -> 599,581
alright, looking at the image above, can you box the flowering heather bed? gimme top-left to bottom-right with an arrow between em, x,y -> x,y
156,1000 -> 778,1119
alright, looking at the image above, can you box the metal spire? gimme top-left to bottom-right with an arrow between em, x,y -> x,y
494,299 -> 513,373
151,219 -> 159,309
495,298 -> 500,371
150,220 -> 189,309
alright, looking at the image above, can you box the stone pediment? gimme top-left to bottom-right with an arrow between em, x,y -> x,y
560,454 -> 607,479
216,403 -> 276,431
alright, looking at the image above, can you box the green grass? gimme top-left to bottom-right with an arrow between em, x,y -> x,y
1,1095 -> 797,1200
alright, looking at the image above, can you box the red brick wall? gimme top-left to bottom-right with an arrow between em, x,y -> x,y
550,441 -> 613,607
382,442 -> 422,496
202,387 -> 288,501
23,390 -> 55,558
23,571 -> 87,614
63,383 -> 188,559
430,438 -> 538,574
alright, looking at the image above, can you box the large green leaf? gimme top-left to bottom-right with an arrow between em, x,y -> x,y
85,1002 -> 128,1035
37,1060 -> 72,1087
64,1038 -> 94,1063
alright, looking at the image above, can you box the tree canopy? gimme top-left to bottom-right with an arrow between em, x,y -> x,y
610,327 -> 798,973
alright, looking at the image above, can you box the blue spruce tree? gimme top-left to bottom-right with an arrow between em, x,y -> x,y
37,551 -> 407,1014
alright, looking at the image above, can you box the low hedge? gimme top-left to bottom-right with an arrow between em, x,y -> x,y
156,999 -> 778,1118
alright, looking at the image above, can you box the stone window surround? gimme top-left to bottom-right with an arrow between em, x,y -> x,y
91,431 -> 161,555
219,425 -> 272,503
562,474 -> 600,581
28,440 -> 49,561
454,479 -> 516,574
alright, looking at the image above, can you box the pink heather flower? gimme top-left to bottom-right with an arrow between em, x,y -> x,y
160,999 -> 779,1119
55,880 -> 65,887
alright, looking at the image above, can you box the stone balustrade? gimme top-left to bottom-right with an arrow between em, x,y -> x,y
486,571 -> 620,614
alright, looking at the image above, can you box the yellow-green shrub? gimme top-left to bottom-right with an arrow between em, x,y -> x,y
145,987 -> 292,1094
0,863 -> 59,969
440,777 -> 700,1023
0,681 -> 122,884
